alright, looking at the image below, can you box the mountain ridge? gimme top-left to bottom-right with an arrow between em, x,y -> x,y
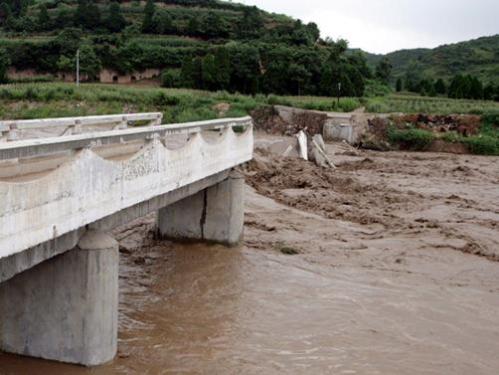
358,34 -> 499,85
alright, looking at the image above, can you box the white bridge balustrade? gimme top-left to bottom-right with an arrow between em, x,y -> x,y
0,112 -> 163,141
0,113 -> 253,366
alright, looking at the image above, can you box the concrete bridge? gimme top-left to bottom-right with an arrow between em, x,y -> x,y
0,113 -> 253,366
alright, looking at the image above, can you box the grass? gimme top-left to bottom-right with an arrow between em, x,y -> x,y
0,83 -> 363,122
0,82 -> 498,155
464,113 -> 499,155
1,83 -> 497,121
386,112 -> 499,155
388,127 -> 435,151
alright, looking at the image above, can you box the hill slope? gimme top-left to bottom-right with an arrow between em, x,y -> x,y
364,35 -> 499,85
0,0 -> 370,97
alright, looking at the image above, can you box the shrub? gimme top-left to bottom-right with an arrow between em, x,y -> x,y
161,69 -> 181,88
388,127 -> 435,151
482,111 -> 499,127
152,91 -> 181,106
464,136 -> 499,156
266,95 -> 291,107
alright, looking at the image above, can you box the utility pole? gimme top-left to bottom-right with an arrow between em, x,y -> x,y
76,49 -> 80,87
337,82 -> 341,106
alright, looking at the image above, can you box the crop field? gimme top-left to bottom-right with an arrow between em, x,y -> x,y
366,93 -> 499,115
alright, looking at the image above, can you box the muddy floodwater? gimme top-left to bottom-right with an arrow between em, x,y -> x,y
1,144 -> 498,374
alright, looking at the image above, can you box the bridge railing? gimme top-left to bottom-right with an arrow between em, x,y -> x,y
0,115 -> 253,259
0,112 -> 163,141
0,116 -> 253,161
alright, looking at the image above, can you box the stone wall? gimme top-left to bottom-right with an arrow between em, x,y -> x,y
99,68 -> 161,84
6,68 -> 160,84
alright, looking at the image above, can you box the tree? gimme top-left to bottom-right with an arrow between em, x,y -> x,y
228,45 -> 261,94
57,41 -> 101,81
142,0 -> 156,33
469,76 -> 483,99
54,28 -> 83,56
448,74 -> 483,100
187,16 -> 199,36
78,42 -> 101,79
375,57 -> 392,84
200,11 -> 229,39
484,84 -> 495,101
434,78 -> 446,95
448,75 -> 466,99
74,0 -> 101,30
404,61 -> 423,92
36,4 -> 50,31
0,2 -> 13,27
237,6 -> 263,39
0,47 -> 10,83
305,22 -> 320,43
154,11 -> 173,34
161,69 -> 180,88
201,54 -> 217,90
290,20 -> 313,46
56,55 -> 73,72
54,6 -> 73,29
3,0 -> 27,17
180,56 -> 202,89
214,47 -> 230,90
428,84 -> 437,97
106,2 -> 126,33
287,63 -> 310,95
396,78 -> 403,92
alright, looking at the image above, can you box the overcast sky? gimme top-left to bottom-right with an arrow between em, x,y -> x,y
236,0 -> 499,54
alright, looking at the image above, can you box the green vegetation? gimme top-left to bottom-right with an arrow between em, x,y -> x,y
385,110 -> 499,156
465,113 -> 499,155
365,94 -> 499,115
388,127 -> 434,151
0,0 -> 373,97
0,82 -> 497,156
0,46 -> 9,83
364,35 -> 499,86
362,35 -> 499,101
0,82 -> 362,121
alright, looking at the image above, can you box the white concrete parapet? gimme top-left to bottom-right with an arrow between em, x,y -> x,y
0,112 -> 163,140
0,116 -> 253,259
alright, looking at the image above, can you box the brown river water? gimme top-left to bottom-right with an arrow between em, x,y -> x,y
1,145 -> 499,374
1,238 -> 498,375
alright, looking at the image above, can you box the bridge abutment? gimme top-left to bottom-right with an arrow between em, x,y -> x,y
157,170 -> 244,246
0,230 -> 119,366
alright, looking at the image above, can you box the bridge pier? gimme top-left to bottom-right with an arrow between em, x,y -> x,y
157,170 -> 244,246
0,230 -> 119,366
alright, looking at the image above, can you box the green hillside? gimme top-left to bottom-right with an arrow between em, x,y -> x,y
0,0 -> 370,97
363,35 -> 499,86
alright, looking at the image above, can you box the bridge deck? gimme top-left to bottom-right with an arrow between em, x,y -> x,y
0,115 -> 253,260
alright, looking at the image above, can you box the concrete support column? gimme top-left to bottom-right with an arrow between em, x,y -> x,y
0,230 -> 119,366
157,170 -> 244,246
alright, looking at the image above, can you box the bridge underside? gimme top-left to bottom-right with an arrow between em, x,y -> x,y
0,168 -> 235,284
0,168 -> 244,366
